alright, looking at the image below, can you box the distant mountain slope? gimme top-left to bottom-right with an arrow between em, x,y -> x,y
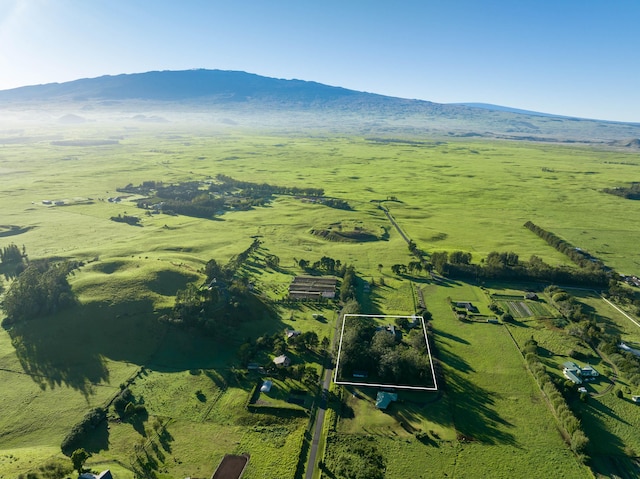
0,69 -> 369,103
0,69 -> 638,143
452,103 -> 574,119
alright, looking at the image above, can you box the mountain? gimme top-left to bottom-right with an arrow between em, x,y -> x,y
452,103 -> 577,119
1,69 -> 639,144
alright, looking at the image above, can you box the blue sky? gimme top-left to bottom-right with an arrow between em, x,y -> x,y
1,0 -> 638,122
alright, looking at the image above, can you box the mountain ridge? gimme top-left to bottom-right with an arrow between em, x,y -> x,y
0,69 -> 638,143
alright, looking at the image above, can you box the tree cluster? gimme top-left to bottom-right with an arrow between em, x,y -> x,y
339,316 -> 431,385
297,255 -> 345,276
602,182 -> 640,200
2,261 -> 77,326
0,243 -> 25,264
318,198 -> 351,210
162,240 -> 273,336
61,407 -> 106,456
340,265 -> 357,302
110,214 -> 141,225
213,174 -> 324,197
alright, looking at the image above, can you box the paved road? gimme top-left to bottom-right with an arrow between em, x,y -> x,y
305,310 -> 341,479
305,364 -> 333,479
379,204 -> 410,244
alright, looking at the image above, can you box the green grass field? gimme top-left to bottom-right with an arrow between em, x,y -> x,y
2,123 -> 640,477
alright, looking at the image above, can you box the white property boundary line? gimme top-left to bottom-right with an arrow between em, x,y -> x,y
333,314 -> 439,391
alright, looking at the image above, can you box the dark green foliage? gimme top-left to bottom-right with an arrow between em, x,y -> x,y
214,174 -> 324,197
113,388 -> 134,414
110,213 -> 141,225
1,261 -> 76,325
434,248 -> 609,286
163,242 -> 274,337
71,448 -> 90,473
0,243 -> 24,264
339,316 -> 432,385
61,408 -> 106,456
603,182 -> 640,200
319,198 -> 352,210
524,221 -> 611,273
340,265 -> 357,302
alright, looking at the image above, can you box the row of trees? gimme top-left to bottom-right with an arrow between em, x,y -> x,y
429,250 -> 610,287
523,338 -> 589,459
297,255 -> 345,276
524,221 -> 610,272
213,174 -> 325,197
602,182 -> 640,200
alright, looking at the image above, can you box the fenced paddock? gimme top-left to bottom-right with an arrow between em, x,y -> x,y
333,314 -> 438,391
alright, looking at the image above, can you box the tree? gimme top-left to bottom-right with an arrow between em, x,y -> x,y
395,317 -> 410,330
298,258 -> 309,270
71,448 -> 90,473
264,253 -> 280,269
0,243 -> 24,264
204,259 -> 223,280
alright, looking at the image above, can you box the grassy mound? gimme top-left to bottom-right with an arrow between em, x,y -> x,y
310,221 -> 384,243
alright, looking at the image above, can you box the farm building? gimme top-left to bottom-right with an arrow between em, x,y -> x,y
273,355 -> 291,367
260,380 -> 273,393
288,276 -> 337,300
524,292 -> 538,300
376,391 -> 398,410
632,396 -> 640,403
562,361 -> 599,384
456,302 -> 478,313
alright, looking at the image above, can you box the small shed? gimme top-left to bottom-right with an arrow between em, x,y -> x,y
286,329 -> 301,339
632,396 -> 640,403
260,380 -> 273,393
273,355 -> 291,367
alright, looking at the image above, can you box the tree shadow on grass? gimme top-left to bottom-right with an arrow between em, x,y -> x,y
435,332 -> 517,446
8,320 -> 110,398
5,299 -> 163,397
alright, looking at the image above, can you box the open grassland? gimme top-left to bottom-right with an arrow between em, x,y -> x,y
2,123 -> 640,477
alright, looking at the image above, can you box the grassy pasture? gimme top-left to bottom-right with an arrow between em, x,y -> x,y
1,124 -> 640,477
325,280 -> 590,478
